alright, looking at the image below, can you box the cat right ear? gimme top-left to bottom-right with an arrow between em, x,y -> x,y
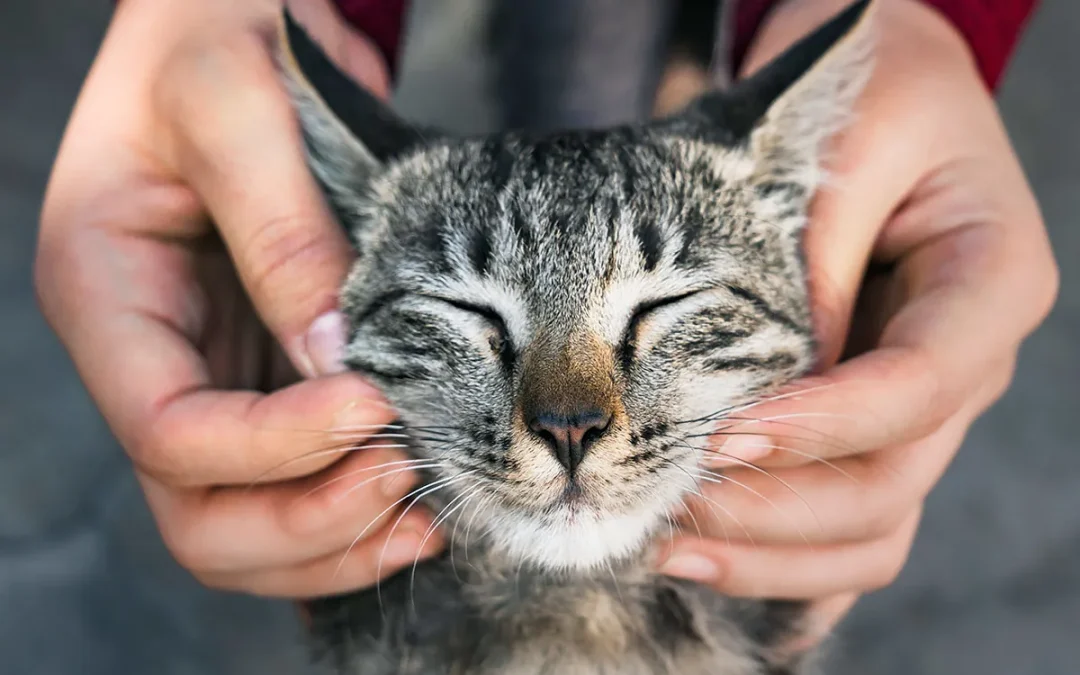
276,9 -> 430,214
666,0 -> 875,196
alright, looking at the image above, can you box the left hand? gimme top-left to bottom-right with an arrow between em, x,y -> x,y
654,0 -> 1059,648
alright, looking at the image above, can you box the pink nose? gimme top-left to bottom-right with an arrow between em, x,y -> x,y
528,411 -> 612,475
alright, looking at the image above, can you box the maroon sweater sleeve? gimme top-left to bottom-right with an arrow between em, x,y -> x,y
335,0 -> 409,77
337,0 -> 1037,90
731,0 -> 1039,91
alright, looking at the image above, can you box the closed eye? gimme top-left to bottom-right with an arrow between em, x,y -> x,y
429,296 -> 516,372
618,290 -> 703,370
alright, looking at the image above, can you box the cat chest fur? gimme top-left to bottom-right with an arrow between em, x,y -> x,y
308,551 -> 797,675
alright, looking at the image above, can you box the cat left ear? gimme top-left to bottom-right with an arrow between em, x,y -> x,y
276,9 -> 432,212
679,0 -> 876,189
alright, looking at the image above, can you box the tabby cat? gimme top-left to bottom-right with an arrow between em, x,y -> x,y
276,1 -> 875,672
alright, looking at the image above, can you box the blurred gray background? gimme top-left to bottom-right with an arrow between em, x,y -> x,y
1,1 -> 1078,674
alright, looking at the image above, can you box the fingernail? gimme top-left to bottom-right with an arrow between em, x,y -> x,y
302,310 -> 348,377
330,387 -> 395,436
658,553 -> 723,583
709,433 -> 772,466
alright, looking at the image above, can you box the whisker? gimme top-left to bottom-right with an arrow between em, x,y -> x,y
728,411 -> 861,426
335,397 -> 398,412
656,449 -> 735,546
687,489 -> 756,548
681,496 -> 705,541
663,512 -> 677,554
605,559 -> 625,604
673,382 -> 844,428
246,447 -> 359,489
657,458 -> 708,543
371,472 -> 477,613
409,486 -> 483,613
326,426 -> 461,440
695,449 -> 823,532
696,439 -> 859,484
335,472 -> 465,582
463,493 -> 495,570
698,429 -> 857,462
449,490 -> 488,582
246,439 -> 441,488
300,460 -> 442,504
700,419 -> 860,457
693,470 -> 814,547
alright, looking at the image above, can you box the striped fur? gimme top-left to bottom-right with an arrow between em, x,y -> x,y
278,1 -> 876,673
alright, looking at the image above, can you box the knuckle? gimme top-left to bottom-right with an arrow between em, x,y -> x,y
155,511 -> 211,574
1009,216 -> 1059,333
894,344 -> 951,431
982,358 -> 1019,410
32,234 -> 64,327
286,479 -> 361,537
868,556 -> 906,591
129,418 -> 193,487
866,520 -> 918,591
908,345 -> 945,412
857,488 -> 908,541
848,460 -> 911,541
33,213 -> 90,335
1034,255 -> 1061,325
239,212 -> 339,303
128,427 -> 171,478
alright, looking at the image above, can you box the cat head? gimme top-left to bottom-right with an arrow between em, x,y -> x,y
277,0 -> 875,571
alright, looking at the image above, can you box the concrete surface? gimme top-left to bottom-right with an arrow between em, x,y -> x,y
1,2 -> 1077,674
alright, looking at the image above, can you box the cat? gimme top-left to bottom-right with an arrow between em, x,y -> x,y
275,1 -> 875,672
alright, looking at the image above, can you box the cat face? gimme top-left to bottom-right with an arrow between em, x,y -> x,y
278,0 -> 874,571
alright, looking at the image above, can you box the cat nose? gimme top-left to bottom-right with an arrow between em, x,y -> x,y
528,411 -> 612,475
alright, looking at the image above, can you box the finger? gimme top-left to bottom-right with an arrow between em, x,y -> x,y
199,508 -> 444,597
789,593 -> 860,652
659,509 -> 921,599
705,337 -> 1018,469
38,223 -> 392,489
155,34 -> 355,377
144,371 -> 400,486
686,394 -> 982,546
141,443 -> 435,573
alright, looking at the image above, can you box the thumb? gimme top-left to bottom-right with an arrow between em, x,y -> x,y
155,20 -> 385,377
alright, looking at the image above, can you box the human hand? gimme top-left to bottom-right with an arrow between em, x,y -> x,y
35,0 -> 440,598
655,0 -> 1058,647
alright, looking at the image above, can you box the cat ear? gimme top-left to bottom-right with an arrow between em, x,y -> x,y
680,0 -> 875,189
276,9 -> 431,216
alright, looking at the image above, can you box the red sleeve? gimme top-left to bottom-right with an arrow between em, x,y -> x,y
731,0 -> 1040,91
334,0 -> 409,77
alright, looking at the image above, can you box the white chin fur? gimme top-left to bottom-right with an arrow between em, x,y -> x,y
496,506 -> 660,571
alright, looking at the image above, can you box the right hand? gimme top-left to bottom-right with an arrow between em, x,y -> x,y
35,0 -> 442,598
